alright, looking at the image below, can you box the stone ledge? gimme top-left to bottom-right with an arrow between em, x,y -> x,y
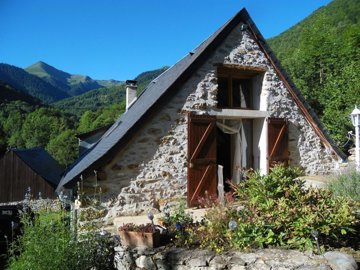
114,245 -> 359,270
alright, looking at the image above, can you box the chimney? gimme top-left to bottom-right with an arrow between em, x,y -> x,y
125,80 -> 137,110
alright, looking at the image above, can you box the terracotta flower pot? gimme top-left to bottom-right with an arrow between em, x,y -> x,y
118,230 -> 161,248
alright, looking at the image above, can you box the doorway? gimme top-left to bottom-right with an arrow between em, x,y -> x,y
216,118 -> 254,189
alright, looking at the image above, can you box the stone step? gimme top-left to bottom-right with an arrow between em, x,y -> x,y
298,175 -> 330,189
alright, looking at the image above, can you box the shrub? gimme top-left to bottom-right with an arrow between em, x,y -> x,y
182,165 -> 357,252
160,200 -> 194,246
79,207 -> 107,222
7,210 -> 114,270
328,170 -> 360,201
228,165 -> 356,251
165,199 -> 193,226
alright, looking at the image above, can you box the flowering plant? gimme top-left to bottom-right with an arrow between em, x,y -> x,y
118,223 -> 156,233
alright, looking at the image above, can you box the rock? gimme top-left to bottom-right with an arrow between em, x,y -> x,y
324,251 -> 358,270
227,254 -> 246,266
296,265 -> 331,270
209,255 -> 227,269
250,259 -> 271,270
114,251 -> 134,270
237,253 -> 257,265
187,256 -> 208,267
154,259 -> 169,270
166,248 -> 191,265
113,246 -> 359,270
135,255 -> 156,269
229,266 -> 247,270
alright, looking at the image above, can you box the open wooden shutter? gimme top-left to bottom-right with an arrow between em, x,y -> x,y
187,113 -> 217,207
268,118 -> 289,168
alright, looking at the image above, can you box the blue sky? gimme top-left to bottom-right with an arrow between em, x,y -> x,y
0,0 -> 332,81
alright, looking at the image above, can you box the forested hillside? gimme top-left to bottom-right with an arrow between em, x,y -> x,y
54,66 -> 169,134
0,96 -> 78,166
0,81 -> 42,105
0,66 -> 169,164
26,61 -> 123,96
75,66 -> 169,133
54,66 -> 168,117
268,0 -> 360,148
0,63 -> 69,103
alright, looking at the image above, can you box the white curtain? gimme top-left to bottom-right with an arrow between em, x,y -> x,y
216,119 -> 248,184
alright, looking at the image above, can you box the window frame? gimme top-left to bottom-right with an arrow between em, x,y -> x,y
216,64 -> 267,110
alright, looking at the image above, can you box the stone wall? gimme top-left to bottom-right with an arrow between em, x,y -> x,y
114,245 -> 358,270
103,24 -> 341,217
222,31 -> 340,174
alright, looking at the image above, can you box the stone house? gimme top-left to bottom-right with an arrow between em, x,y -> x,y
57,8 -> 345,215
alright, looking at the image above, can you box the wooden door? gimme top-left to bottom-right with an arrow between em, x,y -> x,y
268,118 -> 289,168
187,113 -> 217,207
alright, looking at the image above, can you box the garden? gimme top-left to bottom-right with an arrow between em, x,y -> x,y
3,165 -> 360,269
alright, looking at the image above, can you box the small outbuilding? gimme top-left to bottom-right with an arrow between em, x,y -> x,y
0,148 -> 63,203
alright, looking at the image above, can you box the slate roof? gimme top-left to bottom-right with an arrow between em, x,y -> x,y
57,8 -> 345,192
14,148 -> 63,187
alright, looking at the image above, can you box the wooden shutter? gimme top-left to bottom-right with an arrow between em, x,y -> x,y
268,118 -> 289,168
187,113 -> 217,207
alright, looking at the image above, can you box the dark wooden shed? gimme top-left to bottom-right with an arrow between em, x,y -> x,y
0,148 -> 63,203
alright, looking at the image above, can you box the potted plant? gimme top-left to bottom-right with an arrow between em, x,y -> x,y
118,223 -> 161,248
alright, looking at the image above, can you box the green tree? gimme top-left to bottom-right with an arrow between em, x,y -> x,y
22,108 -> 66,148
0,101 -> 34,148
46,129 -> 78,166
268,0 -> 360,150
77,102 -> 125,134
77,110 -> 98,133
0,127 -> 7,155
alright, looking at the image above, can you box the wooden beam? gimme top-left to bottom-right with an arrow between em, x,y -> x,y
190,164 -> 212,204
215,63 -> 268,73
190,121 -> 215,162
209,109 -> 269,119
269,124 -> 286,158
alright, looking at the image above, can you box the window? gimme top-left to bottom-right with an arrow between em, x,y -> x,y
217,77 -> 252,109
216,64 -> 266,110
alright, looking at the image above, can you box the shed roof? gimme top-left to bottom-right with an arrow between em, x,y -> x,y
57,8 -> 345,192
13,148 -> 63,187
77,124 -> 112,141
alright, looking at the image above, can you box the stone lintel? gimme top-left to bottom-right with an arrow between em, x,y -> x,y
209,109 -> 269,119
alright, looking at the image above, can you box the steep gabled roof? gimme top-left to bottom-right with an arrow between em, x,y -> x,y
13,148 -> 63,187
57,8 -> 345,192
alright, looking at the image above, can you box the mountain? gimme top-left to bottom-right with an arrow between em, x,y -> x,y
0,80 -> 42,106
26,61 -> 123,97
0,63 -> 69,103
268,0 -> 360,147
54,66 -> 169,117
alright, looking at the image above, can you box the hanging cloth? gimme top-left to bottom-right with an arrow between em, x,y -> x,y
216,119 -> 247,184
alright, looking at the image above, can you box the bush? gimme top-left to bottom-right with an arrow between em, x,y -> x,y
7,210 -> 114,270
159,200 -> 194,246
79,207 -> 107,222
228,165 -> 356,251
179,165 -> 357,252
328,170 -> 360,201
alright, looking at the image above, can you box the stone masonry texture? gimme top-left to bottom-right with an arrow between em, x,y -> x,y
96,24 -> 341,217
